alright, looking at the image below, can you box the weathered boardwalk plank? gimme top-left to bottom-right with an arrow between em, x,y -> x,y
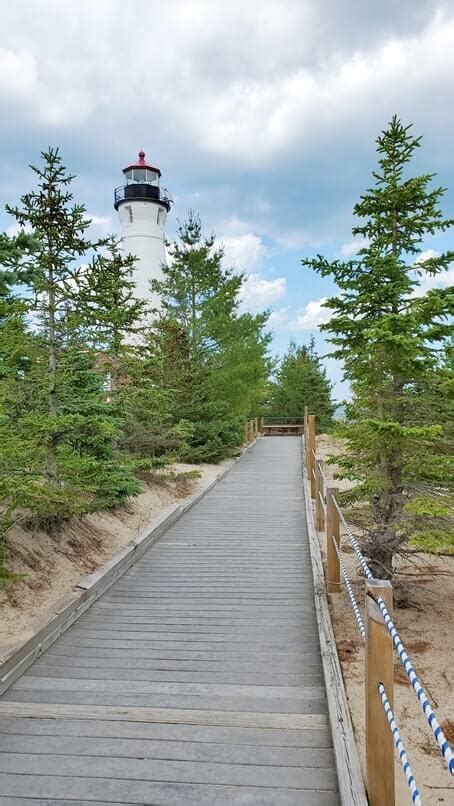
0,437 -> 340,805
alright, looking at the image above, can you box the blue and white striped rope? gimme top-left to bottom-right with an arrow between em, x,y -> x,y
332,497 -> 374,580
332,496 -> 454,776
330,534 -> 366,640
379,683 -> 423,806
376,596 -> 454,776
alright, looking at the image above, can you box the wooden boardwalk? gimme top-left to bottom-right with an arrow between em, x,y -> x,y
0,437 -> 340,805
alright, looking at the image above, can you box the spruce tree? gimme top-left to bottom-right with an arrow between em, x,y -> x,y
0,233 -> 43,580
303,116 -> 453,578
151,212 -> 271,461
6,148 -> 102,484
120,322 -> 194,463
3,149 -> 140,521
78,237 -> 147,393
269,338 -> 334,430
152,211 -> 243,362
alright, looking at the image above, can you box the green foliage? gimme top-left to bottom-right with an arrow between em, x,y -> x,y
77,237 -> 147,392
0,161 -> 272,584
409,530 -> 454,555
151,212 -> 271,462
0,151 -> 143,576
268,338 -> 334,430
302,116 -> 454,577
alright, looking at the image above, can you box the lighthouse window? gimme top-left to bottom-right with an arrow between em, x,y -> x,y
133,168 -> 146,183
126,205 -> 133,223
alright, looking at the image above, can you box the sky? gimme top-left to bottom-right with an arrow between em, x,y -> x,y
1,0 -> 453,400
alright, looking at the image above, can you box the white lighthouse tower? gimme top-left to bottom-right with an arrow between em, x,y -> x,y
114,150 -> 172,309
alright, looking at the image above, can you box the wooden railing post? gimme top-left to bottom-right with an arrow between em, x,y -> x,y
365,579 -> 395,806
314,460 -> 325,532
319,464 -> 326,533
307,414 -> 316,498
260,416 -> 264,433
254,417 -> 258,437
326,484 -> 340,593
244,422 -> 248,443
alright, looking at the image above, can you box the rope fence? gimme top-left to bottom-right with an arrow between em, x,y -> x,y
327,524 -> 422,801
330,534 -> 366,640
333,494 -> 454,776
303,406 -> 453,806
377,596 -> 454,775
332,497 -> 374,580
379,683 -> 423,806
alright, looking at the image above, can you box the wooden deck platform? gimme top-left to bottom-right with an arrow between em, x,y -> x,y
0,437 -> 340,805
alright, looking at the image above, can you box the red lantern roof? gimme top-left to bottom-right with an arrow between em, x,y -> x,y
122,150 -> 161,177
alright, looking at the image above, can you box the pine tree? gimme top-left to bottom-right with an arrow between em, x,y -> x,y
6,148 -> 102,484
269,338 -> 334,430
151,211 -> 271,461
0,233 -> 43,581
119,323 -> 194,463
152,211 -> 243,362
303,116 -> 453,578
78,237 -> 147,393
3,149 -> 140,523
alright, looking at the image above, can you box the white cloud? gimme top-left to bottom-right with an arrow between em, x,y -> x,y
290,297 -> 331,330
413,265 -> 454,297
239,274 -> 287,312
220,230 -> 287,315
0,2 -> 452,169
88,214 -> 114,237
186,11 -> 454,163
340,236 -> 369,257
268,307 -> 289,327
89,214 -> 113,227
5,221 -> 32,236
407,250 -> 454,297
222,233 -> 267,271
0,48 -> 37,100
417,249 -> 441,263
275,228 -> 310,249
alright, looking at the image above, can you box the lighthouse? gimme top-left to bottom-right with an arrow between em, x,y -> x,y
114,150 -> 172,309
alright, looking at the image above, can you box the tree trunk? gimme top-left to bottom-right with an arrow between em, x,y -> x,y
370,453 -> 404,579
370,367 -> 405,579
46,269 -> 59,485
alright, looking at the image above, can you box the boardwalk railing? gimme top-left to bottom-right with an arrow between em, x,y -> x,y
260,416 -> 305,436
303,407 -> 453,806
244,417 -> 258,443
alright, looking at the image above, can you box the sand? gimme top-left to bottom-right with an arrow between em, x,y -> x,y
0,460 -> 228,651
316,434 -> 454,804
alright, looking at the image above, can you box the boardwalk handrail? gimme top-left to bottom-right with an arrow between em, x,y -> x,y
303,406 -> 453,805
243,417 -> 258,443
332,490 -> 454,778
262,416 -> 306,424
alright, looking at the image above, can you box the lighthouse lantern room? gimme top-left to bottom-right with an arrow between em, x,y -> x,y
114,150 -> 172,307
